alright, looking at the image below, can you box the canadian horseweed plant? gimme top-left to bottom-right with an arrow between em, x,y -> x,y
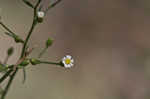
0,0 -> 74,99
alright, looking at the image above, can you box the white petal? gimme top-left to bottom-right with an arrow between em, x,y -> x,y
38,11 -> 45,18
62,57 -> 66,61
62,60 -> 66,65
64,64 -> 70,68
66,55 -> 72,59
70,63 -> 74,67
71,59 -> 74,63
67,64 -> 72,68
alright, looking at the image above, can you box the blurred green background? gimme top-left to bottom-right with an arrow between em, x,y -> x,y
1,0 -> 150,99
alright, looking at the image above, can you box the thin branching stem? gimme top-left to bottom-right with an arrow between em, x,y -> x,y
22,0 -> 34,8
21,19 -> 37,58
0,22 -> 17,37
45,0 -> 62,14
38,47 -> 47,58
0,0 -> 63,98
1,0 -> 42,98
20,0 -> 41,84
22,68 -> 26,84
1,69 -> 18,99
39,60 -> 61,66
0,69 -> 13,84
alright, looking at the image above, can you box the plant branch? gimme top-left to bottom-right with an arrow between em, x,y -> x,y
22,0 -> 34,8
0,22 -> 16,36
0,0 -> 64,98
39,60 -> 61,66
0,69 -> 12,84
20,0 -> 41,86
0,22 -> 24,43
38,47 -> 47,58
21,0 -> 42,58
22,68 -> 26,84
0,0 -> 42,98
1,69 -> 18,99
45,0 -> 62,14
35,0 -> 42,9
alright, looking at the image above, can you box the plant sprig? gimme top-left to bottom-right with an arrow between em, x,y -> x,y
0,0 -> 74,99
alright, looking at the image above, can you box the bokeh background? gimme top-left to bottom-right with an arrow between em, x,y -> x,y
1,0 -> 150,99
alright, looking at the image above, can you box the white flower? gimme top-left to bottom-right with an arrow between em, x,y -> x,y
37,11 -> 45,18
62,55 -> 74,68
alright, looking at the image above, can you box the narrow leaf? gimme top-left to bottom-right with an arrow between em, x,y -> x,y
23,0 -> 34,8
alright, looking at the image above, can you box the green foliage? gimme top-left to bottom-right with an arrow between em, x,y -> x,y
0,0 -> 70,99
30,58 -> 41,65
46,38 -> 53,48
19,59 -> 30,67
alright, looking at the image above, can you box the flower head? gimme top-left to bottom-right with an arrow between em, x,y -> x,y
62,55 -> 74,68
37,11 -> 45,18
37,11 -> 45,23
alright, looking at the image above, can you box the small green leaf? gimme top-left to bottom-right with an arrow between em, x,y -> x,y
22,68 -> 26,84
30,58 -> 41,65
46,38 -> 53,48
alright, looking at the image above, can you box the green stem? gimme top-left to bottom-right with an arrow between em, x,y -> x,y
22,68 -> 26,84
0,22 -> 24,43
0,69 -> 12,84
38,47 -> 47,58
21,0 -> 41,58
23,0 -> 34,8
45,0 -> 62,14
40,61 -> 61,66
21,20 -> 36,58
0,1 -> 43,99
1,69 -> 18,99
0,22 -> 16,36
0,1 -> 42,98
20,2 -> 39,84
35,0 -> 41,9
20,0 -> 42,84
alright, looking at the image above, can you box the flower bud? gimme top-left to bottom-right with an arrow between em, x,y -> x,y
37,11 -> 45,23
30,58 -> 41,65
14,36 -> 24,43
7,47 -> 14,56
19,59 -> 30,67
46,38 -> 53,48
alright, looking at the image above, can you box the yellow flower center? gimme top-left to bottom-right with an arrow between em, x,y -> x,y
65,59 -> 71,64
